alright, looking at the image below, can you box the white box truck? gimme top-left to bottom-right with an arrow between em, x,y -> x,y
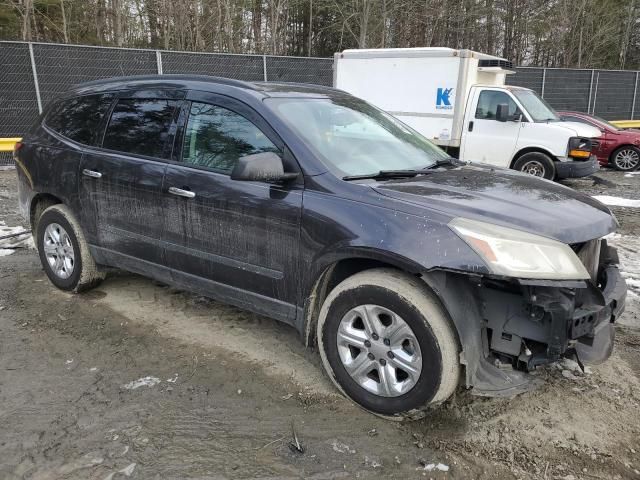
334,47 -> 601,180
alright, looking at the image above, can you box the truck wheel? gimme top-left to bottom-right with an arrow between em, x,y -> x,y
611,146 -> 640,171
513,152 -> 555,180
36,204 -> 105,292
316,268 -> 460,418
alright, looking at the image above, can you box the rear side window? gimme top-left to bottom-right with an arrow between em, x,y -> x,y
102,98 -> 179,158
181,101 -> 278,173
45,94 -> 114,145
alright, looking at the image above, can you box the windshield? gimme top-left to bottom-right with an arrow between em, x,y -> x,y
266,97 -> 448,177
591,115 -> 620,132
512,89 -> 559,122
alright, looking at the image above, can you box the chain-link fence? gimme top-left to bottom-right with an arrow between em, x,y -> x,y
0,41 -> 334,138
506,67 -> 640,120
1,40 -> 639,141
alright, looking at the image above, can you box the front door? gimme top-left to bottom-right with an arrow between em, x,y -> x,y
79,89 -> 183,268
162,92 -> 303,323
460,88 -> 522,167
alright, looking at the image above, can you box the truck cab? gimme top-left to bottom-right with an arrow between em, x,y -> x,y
334,48 -> 601,180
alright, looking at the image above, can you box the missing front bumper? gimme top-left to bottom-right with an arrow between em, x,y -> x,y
422,244 -> 626,398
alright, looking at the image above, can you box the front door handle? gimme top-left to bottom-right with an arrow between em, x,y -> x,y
468,121 -> 474,132
82,169 -> 102,179
168,186 -> 196,199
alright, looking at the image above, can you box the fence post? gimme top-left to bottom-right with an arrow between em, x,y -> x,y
541,68 -> 546,98
263,55 -> 268,82
28,42 -> 43,114
156,50 -> 163,75
587,70 -> 594,114
591,71 -> 600,115
632,71 -> 639,120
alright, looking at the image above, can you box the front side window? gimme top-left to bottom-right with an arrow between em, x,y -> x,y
46,94 -> 114,145
102,98 -> 179,158
181,102 -> 278,174
265,97 -> 448,178
475,91 -> 518,120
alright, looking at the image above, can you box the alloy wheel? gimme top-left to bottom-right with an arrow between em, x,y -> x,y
43,223 -> 75,279
336,304 -> 422,397
614,148 -> 640,171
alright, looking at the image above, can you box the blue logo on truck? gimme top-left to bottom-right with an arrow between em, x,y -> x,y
436,88 -> 454,109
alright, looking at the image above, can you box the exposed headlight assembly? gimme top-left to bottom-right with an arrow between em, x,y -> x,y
449,217 -> 590,280
567,136 -> 592,159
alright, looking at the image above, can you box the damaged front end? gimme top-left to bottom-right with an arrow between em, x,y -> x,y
423,238 -> 626,397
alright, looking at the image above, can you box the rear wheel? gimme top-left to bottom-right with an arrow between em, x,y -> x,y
317,268 -> 460,418
36,204 -> 105,292
513,152 -> 555,180
611,146 -> 640,171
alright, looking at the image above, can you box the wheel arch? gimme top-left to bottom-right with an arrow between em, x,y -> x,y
509,147 -> 557,169
300,249 -> 466,355
30,193 -> 63,233
301,252 -> 426,348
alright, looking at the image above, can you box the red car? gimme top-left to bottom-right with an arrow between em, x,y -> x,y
559,111 -> 640,171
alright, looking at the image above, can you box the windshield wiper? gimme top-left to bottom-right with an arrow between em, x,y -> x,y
343,158 -> 457,181
422,157 -> 456,169
342,169 -> 421,181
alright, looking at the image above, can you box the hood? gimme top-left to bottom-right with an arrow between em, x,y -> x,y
551,121 -> 602,139
372,165 -> 616,244
616,128 -> 640,143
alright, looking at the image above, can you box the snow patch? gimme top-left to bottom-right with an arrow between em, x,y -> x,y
419,462 -> 450,472
122,376 -> 160,390
0,222 -> 33,250
592,195 -> 640,208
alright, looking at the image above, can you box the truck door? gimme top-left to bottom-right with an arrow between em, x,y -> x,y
460,88 -> 522,167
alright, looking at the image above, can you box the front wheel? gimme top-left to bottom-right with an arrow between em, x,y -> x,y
513,152 -> 556,180
611,146 -> 640,171
316,268 -> 460,418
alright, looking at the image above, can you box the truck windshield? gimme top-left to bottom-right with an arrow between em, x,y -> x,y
266,97 -> 448,177
512,89 -> 559,122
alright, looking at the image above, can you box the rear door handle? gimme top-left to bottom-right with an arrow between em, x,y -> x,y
168,186 -> 196,199
468,121 -> 474,132
82,169 -> 102,179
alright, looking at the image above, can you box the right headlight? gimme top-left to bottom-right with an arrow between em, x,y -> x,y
449,217 -> 590,280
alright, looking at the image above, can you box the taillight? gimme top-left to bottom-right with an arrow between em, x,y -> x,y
13,141 -> 23,158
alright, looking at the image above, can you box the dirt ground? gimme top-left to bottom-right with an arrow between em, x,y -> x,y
1,168 -> 640,480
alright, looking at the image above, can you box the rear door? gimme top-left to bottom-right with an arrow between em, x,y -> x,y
460,88 -> 522,167
79,89 -> 183,269
162,92 -> 303,322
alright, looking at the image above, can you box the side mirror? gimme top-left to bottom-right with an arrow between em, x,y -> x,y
230,151 -> 298,183
496,103 -> 509,122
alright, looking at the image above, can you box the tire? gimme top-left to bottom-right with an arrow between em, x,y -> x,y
610,146 -> 640,171
36,204 -> 105,292
513,152 -> 555,180
316,268 -> 460,418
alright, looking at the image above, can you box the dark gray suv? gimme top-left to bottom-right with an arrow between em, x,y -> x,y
14,75 -> 626,418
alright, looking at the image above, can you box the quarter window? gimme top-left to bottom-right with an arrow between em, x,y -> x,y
181,102 -> 278,173
46,94 -> 114,145
475,91 -> 518,120
102,98 -> 179,158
